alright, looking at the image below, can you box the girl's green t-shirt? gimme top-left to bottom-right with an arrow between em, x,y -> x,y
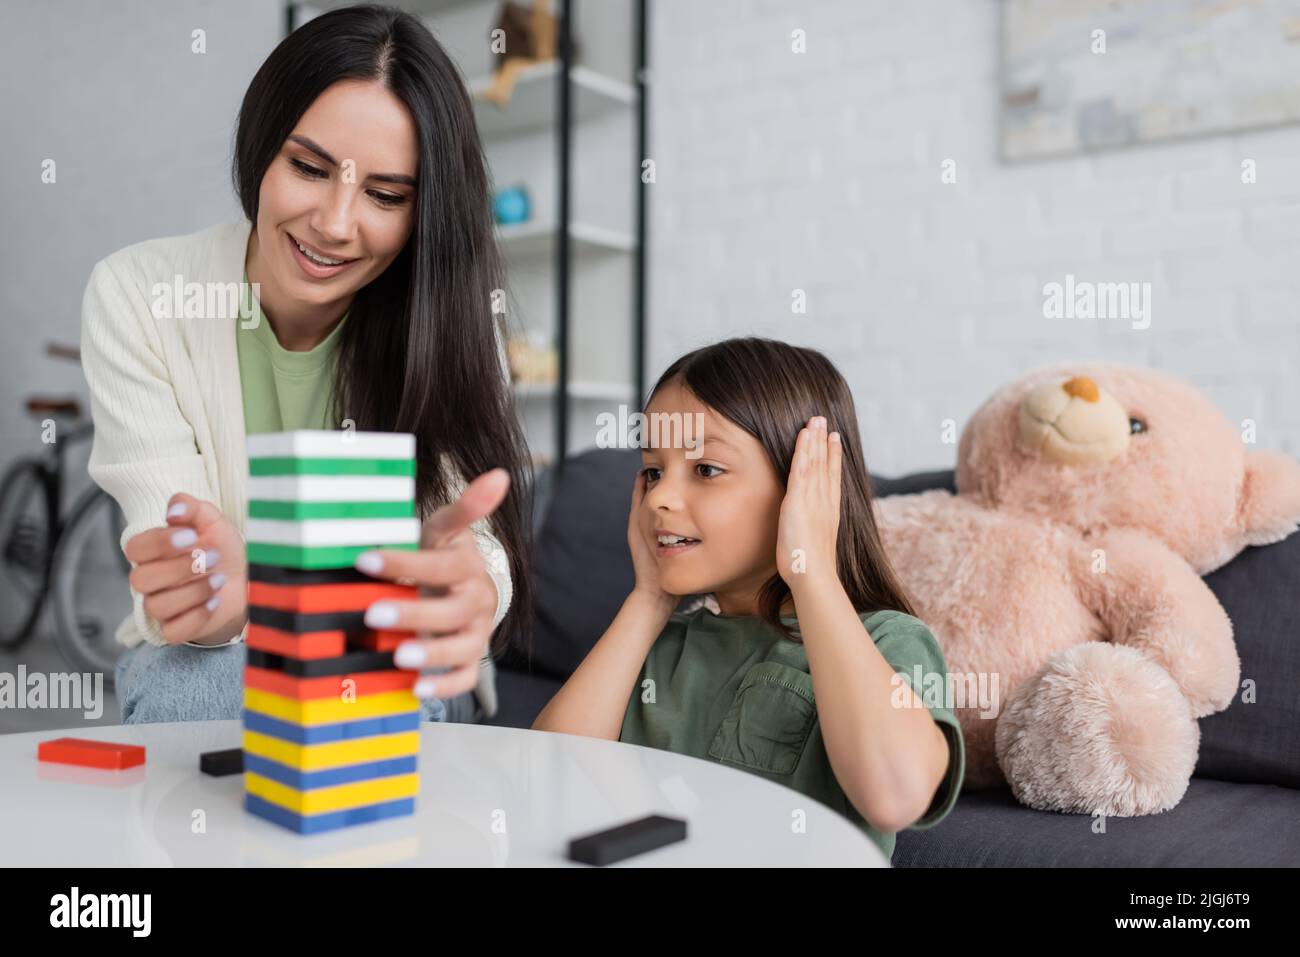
619,607 -> 966,861
236,272 -> 349,434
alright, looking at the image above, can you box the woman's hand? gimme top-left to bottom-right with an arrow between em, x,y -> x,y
124,494 -> 249,645
355,468 -> 508,702
777,416 -> 842,589
627,469 -> 677,605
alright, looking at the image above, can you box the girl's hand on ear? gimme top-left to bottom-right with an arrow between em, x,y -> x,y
627,469 -> 676,603
777,416 -> 842,589
354,469 -> 508,702
124,494 -> 249,645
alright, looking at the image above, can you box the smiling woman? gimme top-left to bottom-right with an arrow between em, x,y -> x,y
79,4 -> 533,727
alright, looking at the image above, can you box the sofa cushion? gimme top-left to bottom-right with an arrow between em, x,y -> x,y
893,778 -> 1300,866
484,667 -> 562,729
511,448 -> 642,680
1196,531 -> 1300,788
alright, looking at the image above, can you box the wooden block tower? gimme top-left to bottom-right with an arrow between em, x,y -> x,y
241,430 -> 423,834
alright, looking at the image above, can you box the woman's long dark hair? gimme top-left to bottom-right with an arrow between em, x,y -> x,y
648,337 -> 916,641
233,4 -> 532,655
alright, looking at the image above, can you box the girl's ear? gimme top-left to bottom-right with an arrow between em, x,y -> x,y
1235,450 -> 1300,547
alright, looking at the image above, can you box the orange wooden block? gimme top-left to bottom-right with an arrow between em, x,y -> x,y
247,580 -> 418,614
244,664 -> 417,700
246,624 -> 346,660
38,737 -> 146,770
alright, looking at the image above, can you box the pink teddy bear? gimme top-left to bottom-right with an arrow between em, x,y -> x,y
875,363 -> 1300,816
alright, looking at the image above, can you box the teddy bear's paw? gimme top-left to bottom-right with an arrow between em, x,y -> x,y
994,642 -> 1199,816
1124,631 -> 1240,721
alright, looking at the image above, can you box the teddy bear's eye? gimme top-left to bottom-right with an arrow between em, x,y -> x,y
1129,417 -> 1147,435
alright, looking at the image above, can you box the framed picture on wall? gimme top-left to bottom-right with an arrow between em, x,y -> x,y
1001,0 -> 1300,160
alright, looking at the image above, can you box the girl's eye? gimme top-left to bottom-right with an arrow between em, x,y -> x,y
641,466 -> 661,482
696,464 -> 723,478
368,190 -> 407,207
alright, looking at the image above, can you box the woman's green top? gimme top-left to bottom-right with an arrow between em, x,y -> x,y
235,271 -> 349,434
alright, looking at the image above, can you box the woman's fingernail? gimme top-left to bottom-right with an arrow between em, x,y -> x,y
830,432 -> 841,443
172,528 -> 197,548
209,572 -> 228,591
413,676 -> 438,699
394,641 -> 427,668
355,551 -> 384,574
365,602 -> 399,627
205,594 -> 220,612
167,503 -> 188,518
200,549 -> 220,570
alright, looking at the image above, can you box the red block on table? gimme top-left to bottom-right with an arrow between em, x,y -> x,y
38,737 -> 146,770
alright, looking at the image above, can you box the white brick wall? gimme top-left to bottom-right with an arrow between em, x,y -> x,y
645,0 -> 1300,475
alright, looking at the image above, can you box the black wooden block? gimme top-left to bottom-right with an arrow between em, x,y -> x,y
568,814 -> 687,866
199,748 -> 244,777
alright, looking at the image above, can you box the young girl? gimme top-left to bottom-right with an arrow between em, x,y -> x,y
533,337 -> 966,861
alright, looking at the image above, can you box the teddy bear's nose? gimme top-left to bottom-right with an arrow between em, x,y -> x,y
1062,376 -> 1100,402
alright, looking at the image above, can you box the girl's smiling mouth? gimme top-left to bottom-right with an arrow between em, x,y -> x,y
655,531 -> 701,557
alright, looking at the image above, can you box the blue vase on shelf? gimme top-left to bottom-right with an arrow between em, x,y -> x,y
493,186 -> 531,226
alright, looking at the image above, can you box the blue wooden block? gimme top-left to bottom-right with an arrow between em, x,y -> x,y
244,793 -> 416,835
242,708 -> 420,744
244,752 -> 418,790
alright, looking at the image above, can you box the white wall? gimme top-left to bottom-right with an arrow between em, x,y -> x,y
645,0 -> 1300,476
0,0 -> 283,484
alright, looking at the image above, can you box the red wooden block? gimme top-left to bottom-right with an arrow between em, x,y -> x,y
38,737 -> 146,770
243,664 -> 417,700
245,623 -> 346,660
248,580 -> 417,614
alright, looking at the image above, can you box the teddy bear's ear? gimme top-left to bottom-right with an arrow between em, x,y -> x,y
1236,450 -> 1300,547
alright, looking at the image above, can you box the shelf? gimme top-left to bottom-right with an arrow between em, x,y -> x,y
496,220 -> 635,259
470,61 -> 636,138
513,380 -> 634,401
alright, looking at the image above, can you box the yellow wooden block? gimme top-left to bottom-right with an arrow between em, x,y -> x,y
244,687 -> 419,726
243,729 -> 420,771
245,770 -> 420,815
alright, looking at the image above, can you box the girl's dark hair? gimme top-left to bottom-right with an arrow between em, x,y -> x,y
647,337 -> 917,640
232,4 -> 532,655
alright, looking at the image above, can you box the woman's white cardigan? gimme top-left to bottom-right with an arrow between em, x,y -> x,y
79,219 -> 512,700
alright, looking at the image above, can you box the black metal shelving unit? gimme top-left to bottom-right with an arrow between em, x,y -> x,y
553,0 -> 647,476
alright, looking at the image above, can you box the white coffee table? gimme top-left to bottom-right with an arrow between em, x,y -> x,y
0,721 -> 889,866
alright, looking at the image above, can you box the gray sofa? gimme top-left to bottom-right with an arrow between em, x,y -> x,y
487,448 -> 1300,866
